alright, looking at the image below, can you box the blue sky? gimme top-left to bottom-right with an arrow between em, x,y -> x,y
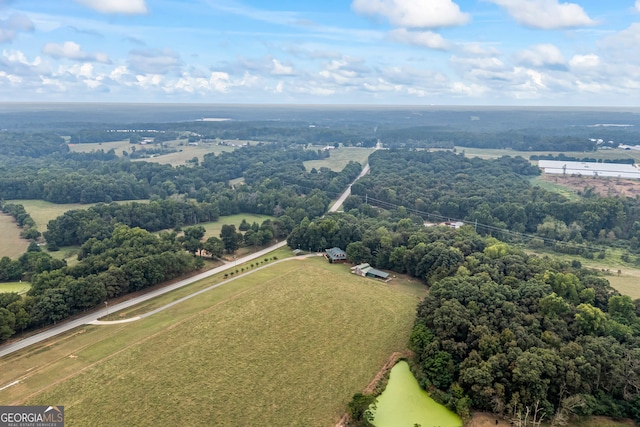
0,0 -> 639,105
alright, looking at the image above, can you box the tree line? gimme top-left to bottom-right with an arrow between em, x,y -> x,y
0,225 -> 202,341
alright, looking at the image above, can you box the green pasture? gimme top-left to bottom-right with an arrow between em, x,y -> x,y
0,257 -> 423,426
132,140 -> 236,166
6,200 -> 94,230
68,139 -> 131,155
0,213 -> 28,258
525,247 -> 640,300
456,146 -> 640,162
304,147 -> 375,172
200,213 -> 274,240
6,199 -> 149,231
0,281 -> 31,294
529,176 -> 582,201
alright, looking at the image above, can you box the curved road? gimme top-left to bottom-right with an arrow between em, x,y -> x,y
0,155 -> 374,359
0,241 -> 287,358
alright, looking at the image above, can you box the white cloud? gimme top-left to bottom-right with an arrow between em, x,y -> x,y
569,53 -> 600,69
0,13 -> 34,43
351,0 -> 470,28
74,0 -> 147,15
636,0 -> 640,12
487,0 -> 595,29
599,23 -> 640,65
459,43 -> 500,57
516,44 -> 565,67
388,28 -> 451,50
42,41 -> 110,63
128,48 -> 180,74
271,59 -> 295,75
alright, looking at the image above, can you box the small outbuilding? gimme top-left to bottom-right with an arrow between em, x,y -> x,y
351,263 -> 390,280
325,247 -> 347,263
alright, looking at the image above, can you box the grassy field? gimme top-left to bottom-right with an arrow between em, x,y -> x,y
0,282 -> 30,294
529,176 -> 582,201
6,199 -> 149,230
6,200 -> 97,230
304,147 -> 376,172
132,141 -> 237,166
456,146 -> 640,162
69,139 -> 241,166
0,257 -> 424,426
200,213 -> 274,240
525,248 -> 640,299
0,214 -> 28,258
68,139 -> 131,155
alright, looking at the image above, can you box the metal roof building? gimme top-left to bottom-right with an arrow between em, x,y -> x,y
325,247 -> 347,263
351,263 -> 390,280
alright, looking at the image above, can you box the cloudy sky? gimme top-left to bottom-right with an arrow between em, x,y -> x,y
0,0 -> 639,105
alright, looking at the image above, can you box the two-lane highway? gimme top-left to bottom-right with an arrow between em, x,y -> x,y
0,241 -> 287,358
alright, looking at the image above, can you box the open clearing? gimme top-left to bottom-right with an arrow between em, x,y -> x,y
200,213 -> 274,240
0,282 -> 30,294
69,139 -> 240,167
457,146 -> 640,162
525,249 -> 640,300
535,174 -> 640,198
0,257 -> 423,426
6,199 -> 149,230
6,199 -> 100,230
68,140 -> 131,155
131,141 -> 237,166
304,147 -> 375,172
0,214 -> 28,258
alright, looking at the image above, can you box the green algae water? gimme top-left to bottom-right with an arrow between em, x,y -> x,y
370,361 -> 462,427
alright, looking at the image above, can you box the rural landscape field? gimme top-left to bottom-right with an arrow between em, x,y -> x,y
0,257 -> 423,426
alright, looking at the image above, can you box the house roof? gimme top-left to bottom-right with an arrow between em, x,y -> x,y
325,247 -> 346,260
352,263 -> 389,279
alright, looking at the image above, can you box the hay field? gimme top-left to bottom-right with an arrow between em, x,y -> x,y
6,200 -> 94,230
68,140 -> 131,155
0,282 -> 30,294
1,258 -> 423,427
456,146 -> 640,162
200,213 -> 274,240
0,214 -> 29,258
304,147 -> 375,172
133,142 -> 236,166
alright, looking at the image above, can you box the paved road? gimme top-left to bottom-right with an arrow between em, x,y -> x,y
0,241 -> 288,358
328,163 -> 370,212
0,153 -> 376,359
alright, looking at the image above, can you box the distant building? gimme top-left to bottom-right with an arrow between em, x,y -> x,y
351,263 -> 389,280
325,247 -> 347,263
444,221 -> 465,229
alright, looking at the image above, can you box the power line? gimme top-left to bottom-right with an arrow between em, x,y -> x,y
283,180 -> 617,255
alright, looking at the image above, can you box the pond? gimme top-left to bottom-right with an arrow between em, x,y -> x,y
370,361 -> 462,427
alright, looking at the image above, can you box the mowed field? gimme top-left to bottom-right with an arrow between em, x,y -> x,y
6,199 -> 96,230
456,146 -> 640,162
0,281 -> 30,294
0,213 -> 28,258
0,257 -> 423,426
304,147 -> 375,172
131,141 -> 237,166
200,213 -> 274,240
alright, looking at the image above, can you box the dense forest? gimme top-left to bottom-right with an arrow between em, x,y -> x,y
2,110 -> 640,424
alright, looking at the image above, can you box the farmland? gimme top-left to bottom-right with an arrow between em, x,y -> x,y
69,139 -> 244,166
304,147 -> 375,172
0,282 -> 30,294
6,199 -> 97,230
0,257 -> 423,426
200,213 -> 274,240
0,213 -> 28,258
